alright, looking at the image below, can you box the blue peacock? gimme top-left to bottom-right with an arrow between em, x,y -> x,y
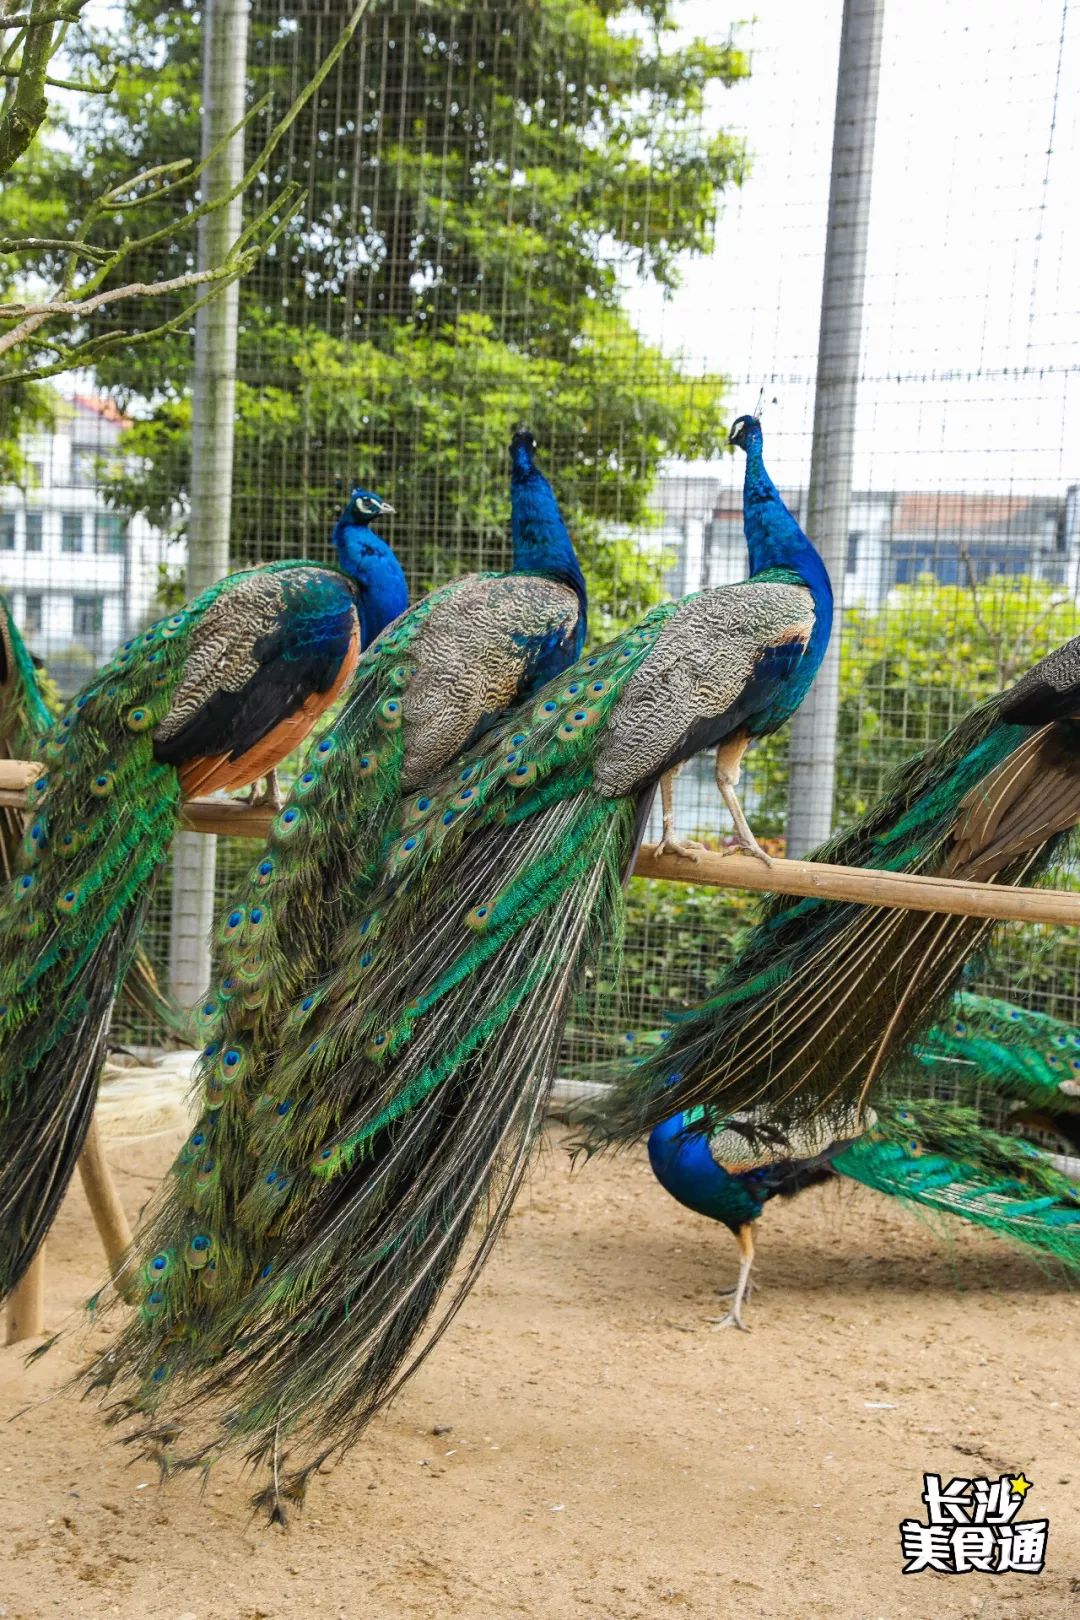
648,1091 -> 1080,1331
0,487 -> 408,1302
590,633 -> 1080,1149
89,412 -> 833,1518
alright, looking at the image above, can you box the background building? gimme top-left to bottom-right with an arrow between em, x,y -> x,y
0,394 -> 175,693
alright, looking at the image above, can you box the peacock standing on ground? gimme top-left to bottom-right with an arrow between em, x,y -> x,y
0,488 -> 408,1303
589,634 -> 1080,1150
648,1096 -> 1080,1330
90,412 -> 832,1518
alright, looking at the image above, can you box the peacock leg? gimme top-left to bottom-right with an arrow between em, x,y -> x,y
714,734 -> 772,866
244,767 -> 282,811
654,765 -> 707,861
707,1223 -> 755,1331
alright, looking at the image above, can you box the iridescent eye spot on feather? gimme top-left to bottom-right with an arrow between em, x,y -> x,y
441,810 -> 457,827
125,706 -> 154,733
187,1234 -> 213,1270
312,1144 -> 342,1176
220,907 -> 245,942
274,806 -> 303,839
388,664 -> 409,690
357,913 -> 377,938
393,833 -> 423,867
253,856 -> 275,889
141,1291 -> 166,1321
275,1099 -> 292,1117
161,612 -> 188,638
15,874 -> 34,898
217,1046 -> 244,1084
356,754 -> 378,780
509,762 -> 538,788
454,787 -> 476,808
406,794 -> 432,825
365,1031 -> 389,1059
90,770 -> 115,798
294,769 -> 320,796
316,734 -> 335,755
377,697 -> 402,732
465,902 -> 494,931
906,1139 -> 923,1157
145,1251 -> 173,1283
32,775 -> 48,798
56,887 -> 81,915
460,764 -> 476,783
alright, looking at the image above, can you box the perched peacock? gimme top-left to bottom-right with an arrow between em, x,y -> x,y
89,412 -> 832,1517
589,634 -> 1080,1148
86,424 -> 586,1382
648,1096 -> 1080,1330
0,488 -> 408,1302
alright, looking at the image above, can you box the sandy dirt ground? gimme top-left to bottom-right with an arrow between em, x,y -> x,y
0,1123 -> 1075,1620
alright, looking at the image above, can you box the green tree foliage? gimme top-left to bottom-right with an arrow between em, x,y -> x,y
21,0 -> 747,621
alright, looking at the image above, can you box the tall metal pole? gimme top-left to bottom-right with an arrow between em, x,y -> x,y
784,0 -> 885,856
168,0 -> 249,1004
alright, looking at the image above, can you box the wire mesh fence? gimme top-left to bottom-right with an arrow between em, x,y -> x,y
1,0 -> 1078,1067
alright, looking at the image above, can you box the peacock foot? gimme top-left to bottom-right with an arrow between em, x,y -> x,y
706,1307 -> 751,1333
655,834 -> 707,863
243,769 -> 282,811
727,826 -> 773,867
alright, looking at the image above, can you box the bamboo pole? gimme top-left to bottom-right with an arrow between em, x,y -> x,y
0,773 -> 1078,924
5,1246 -> 45,1345
632,845 -> 1080,926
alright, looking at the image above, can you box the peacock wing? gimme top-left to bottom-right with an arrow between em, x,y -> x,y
593,581 -> 815,798
153,566 -> 362,797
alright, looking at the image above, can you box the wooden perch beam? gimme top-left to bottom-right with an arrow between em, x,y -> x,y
0,762 -> 1077,926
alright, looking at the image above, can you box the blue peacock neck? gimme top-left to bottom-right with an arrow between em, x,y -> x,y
741,435 -> 833,669
334,521 -> 410,646
509,448 -> 588,649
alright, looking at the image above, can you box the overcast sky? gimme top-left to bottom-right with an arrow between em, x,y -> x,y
626,0 -> 1080,495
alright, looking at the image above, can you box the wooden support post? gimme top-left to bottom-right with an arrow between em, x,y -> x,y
77,1117 -> 133,1279
5,1246 -> 45,1345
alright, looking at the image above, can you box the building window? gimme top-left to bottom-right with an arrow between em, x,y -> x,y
70,448 -> 98,488
23,593 -> 42,635
61,513 -> 83,553
24,512 -> 42,552
95,512 -> 127,555
0,513 -> 14,551
72,594 -> 104,638
846,533 -> 862,575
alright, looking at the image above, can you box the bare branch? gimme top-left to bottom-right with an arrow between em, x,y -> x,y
0,235 -> 113,261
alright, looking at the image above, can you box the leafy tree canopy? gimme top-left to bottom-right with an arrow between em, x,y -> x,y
9,0 -> 748,622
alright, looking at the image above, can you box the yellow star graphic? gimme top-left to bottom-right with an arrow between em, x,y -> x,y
1009,1474 -> 1033,1499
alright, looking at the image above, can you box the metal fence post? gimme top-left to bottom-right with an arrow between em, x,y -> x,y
784,0 -> 885,857
167,0 -> 249,1004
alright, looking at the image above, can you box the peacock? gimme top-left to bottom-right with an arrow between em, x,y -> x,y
85,423 -> 586,1361
0,487 -> 408,1302
589,634 -> 1080,1149
89,412 -> 833,1517
647,1096 -> 1080,1330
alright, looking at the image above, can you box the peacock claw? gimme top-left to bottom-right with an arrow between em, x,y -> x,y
243,769 -> 282,811
732,831 -> 773,867
706,1310 -> 750,1333
655,834 -> 707,863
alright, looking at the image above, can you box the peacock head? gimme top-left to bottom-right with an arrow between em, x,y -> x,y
341,486 -> 395,527
509,428 -> 539,480
333,487 -> 408,635
728,415 -> 763,455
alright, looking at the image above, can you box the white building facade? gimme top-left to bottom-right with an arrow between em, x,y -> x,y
0,395 -> 174,693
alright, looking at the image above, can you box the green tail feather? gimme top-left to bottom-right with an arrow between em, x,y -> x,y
833,1100 -> 1080,1272
90,610 -> 675,1510
591,680 -> 1076,1148
911,992 -> 1080,1114
0,582 -> 243,1299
